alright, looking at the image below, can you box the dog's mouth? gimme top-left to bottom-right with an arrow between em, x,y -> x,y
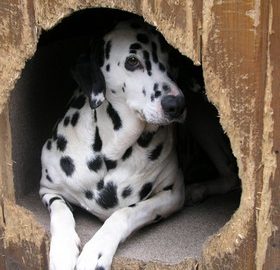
136,109 -> 186,125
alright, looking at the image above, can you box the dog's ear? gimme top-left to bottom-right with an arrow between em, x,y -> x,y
72,39 -> 106,109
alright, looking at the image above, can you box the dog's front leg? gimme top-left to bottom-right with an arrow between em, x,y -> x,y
76,172 -> 185,270
103,120 -> 145,161
42,194 -> 80,270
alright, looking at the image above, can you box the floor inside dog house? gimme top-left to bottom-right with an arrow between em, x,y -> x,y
9,8 -> 241,264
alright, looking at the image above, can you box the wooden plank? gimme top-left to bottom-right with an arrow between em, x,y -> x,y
140,0 -> 202,63
0,0 -> 37,114
0,106 -> 49,269
0,107 -> 15,202
256,1 -> 280,269
201,0 -> 269,269
3,199 -> 49,270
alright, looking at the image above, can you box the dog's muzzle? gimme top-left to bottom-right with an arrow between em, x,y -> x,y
161,95 -> 186,119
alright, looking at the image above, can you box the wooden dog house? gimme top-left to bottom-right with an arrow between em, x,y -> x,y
0,1 -> 279,269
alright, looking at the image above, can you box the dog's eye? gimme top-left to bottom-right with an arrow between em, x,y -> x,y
125,56 -> 142,71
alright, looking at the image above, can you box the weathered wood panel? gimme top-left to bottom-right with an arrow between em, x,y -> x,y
201,1 -> 274,269
256,1 -> 280,270
0,0 -> 38,115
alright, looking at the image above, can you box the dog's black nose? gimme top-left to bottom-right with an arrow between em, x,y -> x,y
161,95 -> 185,118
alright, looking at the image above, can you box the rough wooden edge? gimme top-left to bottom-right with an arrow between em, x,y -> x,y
0,0 -> 38,115
0,106 -> 15,202
3,198 -> 49,269
112,257 -> 199,270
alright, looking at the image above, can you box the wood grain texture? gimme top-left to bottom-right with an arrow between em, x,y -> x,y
201,0 -> 267,269
256,1 -> 280,269
0,0 -> 38,114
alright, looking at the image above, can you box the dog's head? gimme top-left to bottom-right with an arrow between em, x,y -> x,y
73,20 -> 186,125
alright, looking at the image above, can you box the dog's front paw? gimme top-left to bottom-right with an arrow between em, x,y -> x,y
49,230 -> 81,270
76,236 -> 114,270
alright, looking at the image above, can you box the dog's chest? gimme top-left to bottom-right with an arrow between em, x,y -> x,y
41,96 -> 174,219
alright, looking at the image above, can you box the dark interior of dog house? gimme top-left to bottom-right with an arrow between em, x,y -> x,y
9,8 -> 241,264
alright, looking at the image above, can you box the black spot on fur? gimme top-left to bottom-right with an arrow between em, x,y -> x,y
122,186 -> 132,198
98,253 -> 102,259
94,110 -> 97,122
143,50 -> 152,76
49,197 -> 62,207
57,135 -> 67,152
137,132 -> 154,147
122,146 -> 133,161
137,33 -> 149,44
130,43 -> 142,50
129,204 -> 136,207
154,215 -> 162,222
149,143 -> 163,161
155,91 -> 161,98
150,94 -> 155,102
85,190 -> 94,200
153,83 -> 159,92
159,62 -> 166,72
96,181 -> 118,209
151,42 -> 158,63
46,174 -> 53,182
104,157 -> 117,171
142,88 -> 146,96
139,182 -> 153,200
107,103 -> 122,130
60,156 -> 75,177
97,179 -> 104,190
143,51 -> 149,60
71,95 -> 86,109
87,156 -> 103,172
111,89 -> 116,94
63,116 -> 70,127
163,184 -> 174,191
46,140 -> 52,150
129,49 -> 137,54
71,112 -> 80,126
93,126 -> 102,152
106,64 -> 110,72
105,40 -> 112,59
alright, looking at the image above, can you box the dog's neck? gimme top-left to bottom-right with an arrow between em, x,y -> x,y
93,90 -> 160,161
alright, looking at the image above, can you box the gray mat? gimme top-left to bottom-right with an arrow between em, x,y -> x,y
18,191 -> 240,264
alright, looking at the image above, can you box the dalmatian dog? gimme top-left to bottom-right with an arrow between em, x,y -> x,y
39,20 -> 186,270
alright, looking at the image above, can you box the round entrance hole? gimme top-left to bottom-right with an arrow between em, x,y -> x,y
9,8 -> 241,266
